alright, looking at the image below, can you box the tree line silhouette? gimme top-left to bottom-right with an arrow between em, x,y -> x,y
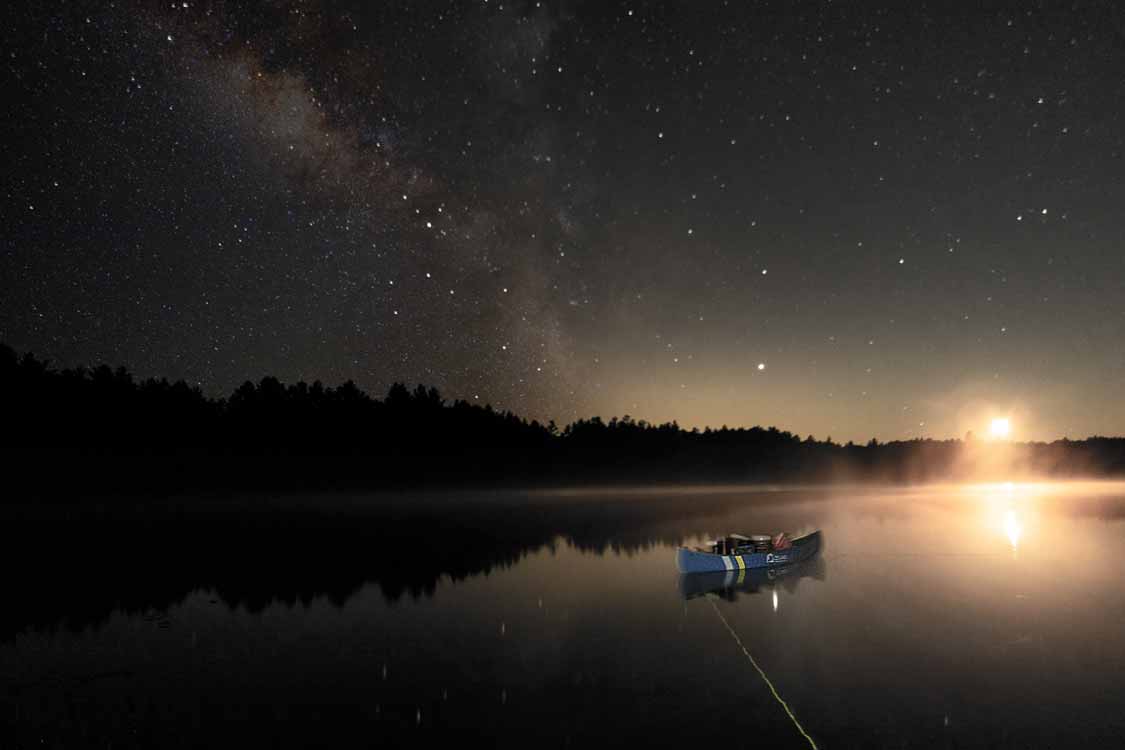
3,342 -> 1125,496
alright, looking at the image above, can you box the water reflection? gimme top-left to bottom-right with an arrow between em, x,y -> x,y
5,481 -> 1125,642
966,482 -> 1038,555
6,483 -> 1125,750
0,487 -> 830,641
1003,509 -> 1022,551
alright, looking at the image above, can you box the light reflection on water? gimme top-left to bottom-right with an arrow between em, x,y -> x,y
3,481 -> 1125,748
1003,508 -> 1022,551
969,481 -> 1032,554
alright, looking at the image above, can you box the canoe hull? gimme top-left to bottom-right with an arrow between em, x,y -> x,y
678,554 -> 826,600
676,530 -> 821,574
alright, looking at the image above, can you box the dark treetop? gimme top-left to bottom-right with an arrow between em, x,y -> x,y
4,343 -> 1123,497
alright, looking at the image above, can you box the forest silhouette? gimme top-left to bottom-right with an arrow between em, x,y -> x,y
4,342 -> 1125,496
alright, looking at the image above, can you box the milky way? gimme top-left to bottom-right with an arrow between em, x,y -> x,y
5,1 -> 1125,441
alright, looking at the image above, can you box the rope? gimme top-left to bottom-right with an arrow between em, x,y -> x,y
708,597 -> 819,750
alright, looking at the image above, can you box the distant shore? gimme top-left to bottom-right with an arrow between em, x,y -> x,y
5,342 -> 1124,499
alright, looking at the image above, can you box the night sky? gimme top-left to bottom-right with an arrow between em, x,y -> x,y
4,1 -> 1125,442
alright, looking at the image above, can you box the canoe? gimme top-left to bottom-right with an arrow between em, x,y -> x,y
675,530 -> 822,574
678,554 -> 826,600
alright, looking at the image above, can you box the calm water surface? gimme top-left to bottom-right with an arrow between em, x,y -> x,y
4,483 -> 1125,748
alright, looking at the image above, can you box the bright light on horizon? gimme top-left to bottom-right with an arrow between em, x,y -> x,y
989,417 -> 1011,440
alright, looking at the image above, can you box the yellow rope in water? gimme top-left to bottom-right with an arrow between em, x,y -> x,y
708,597 -> 819,750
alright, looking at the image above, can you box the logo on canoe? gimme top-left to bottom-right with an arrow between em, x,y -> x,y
765,553 -> 789,564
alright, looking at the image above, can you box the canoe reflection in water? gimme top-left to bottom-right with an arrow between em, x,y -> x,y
678,545 -> 827,601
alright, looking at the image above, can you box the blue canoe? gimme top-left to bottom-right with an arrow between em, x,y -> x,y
676,530 -> 822,574
678,554 -> 826,600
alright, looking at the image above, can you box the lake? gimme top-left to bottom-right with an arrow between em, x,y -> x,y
4,482 -> 1125,748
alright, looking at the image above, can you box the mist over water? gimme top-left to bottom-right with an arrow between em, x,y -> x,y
4,482 -> 1125,748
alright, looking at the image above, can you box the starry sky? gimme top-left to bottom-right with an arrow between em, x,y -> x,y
4,1 -> 1125,442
